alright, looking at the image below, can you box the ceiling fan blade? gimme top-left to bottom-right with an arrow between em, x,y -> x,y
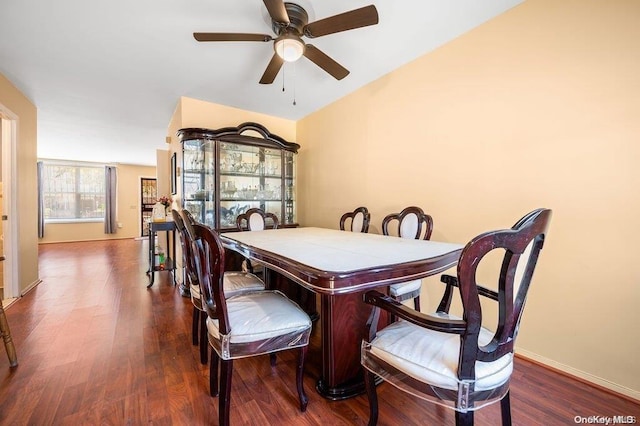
193,33 -> 273,42
263,0 -> 289,24
303,45 -> 349,80
259,54 -> 285,84
303,5 -> 379,38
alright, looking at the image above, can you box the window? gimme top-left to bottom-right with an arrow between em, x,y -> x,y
41,163 -> 105,221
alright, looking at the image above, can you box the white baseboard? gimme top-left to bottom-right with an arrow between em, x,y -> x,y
517,348 -> 640,402
21,279 -> 42,297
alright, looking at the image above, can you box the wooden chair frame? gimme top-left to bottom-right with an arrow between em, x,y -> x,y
381,206 -> 434,310
185,220 -> 309,426
235,208 -> 279,231
173,209 -> 209,365
362,208 -> 552,426
381,206 -> 433,241
339,206 -> 371,233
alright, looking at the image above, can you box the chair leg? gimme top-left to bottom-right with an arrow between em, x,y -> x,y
455,410 -> 474,426
191,306 -> 199,346
270,353 -> 277,367
0,302 -> 18,367
501,391 -> 512,426
296,346 -> 308,412
364,370 -> 379,426
219,359 -> 233,426
414,295 -> 421,311
210,348 -> 220,397
199,312 -> 208,365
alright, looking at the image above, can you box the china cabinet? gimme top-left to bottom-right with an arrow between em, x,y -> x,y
177,123 -> 299,230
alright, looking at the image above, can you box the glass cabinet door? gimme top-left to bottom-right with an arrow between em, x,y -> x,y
182,139 -> 216,227
219,142 -> 284,229
284,150 -> 296,225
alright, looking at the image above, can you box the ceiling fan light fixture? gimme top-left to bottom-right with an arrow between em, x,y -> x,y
274,35 -> 305,62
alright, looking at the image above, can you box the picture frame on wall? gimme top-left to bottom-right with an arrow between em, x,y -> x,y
170,152 -> 177,195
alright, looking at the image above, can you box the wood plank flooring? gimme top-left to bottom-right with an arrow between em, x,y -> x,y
0,239 -> 638,425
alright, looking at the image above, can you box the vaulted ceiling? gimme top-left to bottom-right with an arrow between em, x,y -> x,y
0,0 -> 523,166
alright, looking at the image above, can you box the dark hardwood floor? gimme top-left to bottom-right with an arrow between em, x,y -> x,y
0,239 -> 638,425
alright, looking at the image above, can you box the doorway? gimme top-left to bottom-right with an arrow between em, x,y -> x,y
140,177 -> 157,237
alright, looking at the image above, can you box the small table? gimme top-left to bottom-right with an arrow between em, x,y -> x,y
146,221 -> 176,288
220,227 -> 463,399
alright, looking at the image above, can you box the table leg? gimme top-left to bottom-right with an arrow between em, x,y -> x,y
316,290 -> 386,400
147,229 -> 156,288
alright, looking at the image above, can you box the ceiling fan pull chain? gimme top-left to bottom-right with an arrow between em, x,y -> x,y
293,61 -> 297,106
281,42 -> 286,92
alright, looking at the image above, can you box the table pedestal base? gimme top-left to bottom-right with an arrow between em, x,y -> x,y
316,375 -> 365,400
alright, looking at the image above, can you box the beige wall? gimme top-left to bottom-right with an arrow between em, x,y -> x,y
297,0 -> 640,399
39,163 -> 157,243
0,73 -> 39,295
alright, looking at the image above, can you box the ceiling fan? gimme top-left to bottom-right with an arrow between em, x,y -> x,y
193,0 -> 379,84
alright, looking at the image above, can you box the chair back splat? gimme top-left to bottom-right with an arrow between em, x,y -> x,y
382,206 -> 433,240
173,210 -> 199,296
339,207 -> 371,233
362,208 -> 552,426
236,208 -> 279,231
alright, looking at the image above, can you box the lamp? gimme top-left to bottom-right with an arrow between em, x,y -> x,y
274,34 -> 305,62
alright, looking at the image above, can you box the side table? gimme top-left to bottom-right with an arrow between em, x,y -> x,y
146,220 -> 176,288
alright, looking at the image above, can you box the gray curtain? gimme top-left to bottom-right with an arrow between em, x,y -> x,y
104,166 -> 117,234
37,161 -> 45,238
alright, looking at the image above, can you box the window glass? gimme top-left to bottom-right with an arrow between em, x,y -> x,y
42,164 -> 105,220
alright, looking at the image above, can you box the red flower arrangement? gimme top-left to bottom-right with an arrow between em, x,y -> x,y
158,195 -> 172,208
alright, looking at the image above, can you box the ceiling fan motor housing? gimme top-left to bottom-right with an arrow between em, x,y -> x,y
272,3 -> 309,35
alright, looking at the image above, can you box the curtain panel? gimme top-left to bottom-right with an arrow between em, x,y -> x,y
104,166 -> 117,234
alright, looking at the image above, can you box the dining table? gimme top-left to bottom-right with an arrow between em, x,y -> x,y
220,227 -> 463,400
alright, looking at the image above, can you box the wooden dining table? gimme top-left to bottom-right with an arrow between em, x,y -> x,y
220,227 -> 463,400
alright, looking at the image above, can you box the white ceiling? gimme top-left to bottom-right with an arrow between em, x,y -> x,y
0,0 -> 523,166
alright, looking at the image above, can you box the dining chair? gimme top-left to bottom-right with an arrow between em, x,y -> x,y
185,220 -> 312,426
381,206 -> 434,311
175,209 -> 265,365
361,208 -> 552,426
339,206 -> 371,233
0,256 -> 18,368
235,208 -> 279,275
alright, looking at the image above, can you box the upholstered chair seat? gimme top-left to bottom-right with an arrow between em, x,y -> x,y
387,279 -> 422,299
206,290 -> 311,354
365,318 -> 513,394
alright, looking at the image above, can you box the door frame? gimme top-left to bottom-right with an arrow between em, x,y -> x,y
139,176 -> 157,237
0,105 -> 19,299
